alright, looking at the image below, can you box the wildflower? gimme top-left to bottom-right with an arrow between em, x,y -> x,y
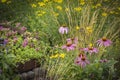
54,0 -> 63,3
97,37 -> 112,47
96,3 -> 101,7
59,53 -> 65,58
86,27 -> 93,33
110,11 -> 115,14
22,38 -> 28,47
99,59 -> 108,63
74,7 -> 82,12
53,12 -> 59,17
62,42 -> 76,52
38,2 -> 45,7
4,39 -> 9,45
76,26 -> 80,30
118,7 -> 120,10
67,37 -> 78,45
75,54 -> 90,68
102,12 -> 107,17
56,6 -> 62,10
82,47 -> 98,55
59,26 -> 68,34
65,8 -> 69,12
13,37 -> 18,43
0,26 -> 3,31
50,54 -> 59,58
80,0 -> 85,5
1,0 -> 7,3
43,0 -> 49,2
31,4 -> 37,8
21,26 -> 27,32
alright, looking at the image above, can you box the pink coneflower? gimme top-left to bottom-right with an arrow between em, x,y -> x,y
67,37 -> 78,44
82,47 -> 98,55
62,42 -> 76,51
75,54 -> 90,68
99,59 -> 108,63
97,37 -> 112,47
59,26 -> 68,34
22,38 -> 28,47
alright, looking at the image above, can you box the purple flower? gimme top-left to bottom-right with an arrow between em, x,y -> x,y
97,37 -> 112,47
67,37 -> 78,44
59,26 -> 68,34
13,37 -> 18,43
75,54 -> 90,68
21,26 -> 27,32
62,42 -> 76,52
22,38 -> 28,47
99,59 -> 108,63
0,26 -> 3,31
4,39 -> 9,45
82,47 -> 98,55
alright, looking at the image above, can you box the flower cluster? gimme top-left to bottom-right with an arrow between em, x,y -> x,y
58,26 -> 112,68
50,53 -> 66,59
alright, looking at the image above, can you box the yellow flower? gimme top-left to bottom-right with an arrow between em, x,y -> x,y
56,6 -> 62,10
74,7 -> 82,12
41,11 -> 46,14
102,12 -> 107,17
96,3 -> 101,7
38,2 -> 45,7
118,7 -> 120,10
54,0 -> 63,3
86,27 -> 93,33
43,0 -> 49,2
110,11 -> 115,14
50,54 -> 59,59
65,8 -> 69,12
80,0 -> 85,5
89,43 -> 93,47
1,0 -> 7,3
76,26 -> 80,30
31,4 -> 37,8
59,54 -> 65,58
53,12 -> 59,17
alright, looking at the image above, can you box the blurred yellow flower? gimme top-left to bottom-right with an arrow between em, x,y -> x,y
59,54 -> 65,58
54,0 -> 63,3
86,27 -> 93,33
43,0 -> 49,2
118,7 -> 120,10
31,4 -> 37,8
1,0 -> 7,3
89,43 -> 93,47
56,6 -> 62,10
65,8 -> 69,12
102,12 -> 107,17
74,7 -> 82,12
38,2 -> 45,7
80,0 -> 85,5
96,3 -> 101,7
110,11 -> 115,14
76,26 -> 80,30
53,12 -> 59,17
36,10 -> 46,16
50,54 -> 59,59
